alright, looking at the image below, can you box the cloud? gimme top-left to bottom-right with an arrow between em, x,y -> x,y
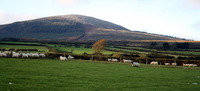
0,11 -> 14,24
193,22 -> 200,30
56,0 -> 84,6
184,0 -> 200,8
0,11 -> 37,25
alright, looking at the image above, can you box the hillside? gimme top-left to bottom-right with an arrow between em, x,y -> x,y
0,14 -> 181,41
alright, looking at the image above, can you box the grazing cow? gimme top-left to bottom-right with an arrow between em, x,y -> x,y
112,59 -> 118,62
108,59 -> 118,62
22,53 -> 29,58
123,59 -> 132,63
189,64 -> 198,67
60,56 -> 68,61
68,55 -> 74,60
189,64 -> 194,67
0,52 -> 7,57
183,64 -> 197,67
165,63 -> 170,66
193,64 -> 198,67
183,64 -> 187,67
172,63 -> 177,66
150,61 -> 158,65
39,53 -> 46,58
108,59 -> 112,61
29,53 -> 40,58
5,51 -> 12,54
12,52 -> 21,58
132,62 -> 140,67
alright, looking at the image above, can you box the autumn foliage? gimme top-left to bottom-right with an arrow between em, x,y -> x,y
92,39 -> 106,54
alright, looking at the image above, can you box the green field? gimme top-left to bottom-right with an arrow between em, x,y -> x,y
48,45 -> 114,55
0,58 -> 200,91
1,41 -> 200,57
107,46 -> 200,56
0,43 -> 114,54
106,47 -> 147,54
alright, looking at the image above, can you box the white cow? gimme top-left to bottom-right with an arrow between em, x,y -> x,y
183,64 -> 197,67
30,53 -> 40,58
0,52 -> 7,57
60,56 -> 68,61
183,64 -> 188,67
39,53 -> 46,58
172,63 -> 177,66
112,59 -> 118,62
22,53 -> 29,58
193,64 -> 198,67
150,61 -> 158,65
108,58 -> 118,62
132,62 -> 140,67
108,59 -> 112,61
165,63 -> 170,66
12,52 -> 21,58
123,59 -> 132,63
4,51 -> 12,54
68,55 -> 74,60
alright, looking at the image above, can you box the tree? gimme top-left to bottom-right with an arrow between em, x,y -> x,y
137,54 -> 149,64
176,43 -> 189,49
150,42 -> 157,48
92,39 -> 106,54
163,42 -> 170,50
112,52 -> 122,61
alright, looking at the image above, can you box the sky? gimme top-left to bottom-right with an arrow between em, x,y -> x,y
0,0 -> 200,40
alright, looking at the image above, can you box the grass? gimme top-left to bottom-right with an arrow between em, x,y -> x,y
0,58 -> 200,91
160,50 -> 200,56
0,45 -> 49,53
107,46 -> 200,56
48,44 -> 114,55
106,47 -> 147,54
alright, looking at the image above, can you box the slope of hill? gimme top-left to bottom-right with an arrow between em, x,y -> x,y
0,14 -> 181,41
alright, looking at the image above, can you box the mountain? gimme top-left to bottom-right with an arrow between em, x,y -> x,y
0,14 -> 181,41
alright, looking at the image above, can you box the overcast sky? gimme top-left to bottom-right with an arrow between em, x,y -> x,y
0,0 -> 200,40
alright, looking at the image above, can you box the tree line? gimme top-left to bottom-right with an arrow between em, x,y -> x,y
150,42 -> 190,50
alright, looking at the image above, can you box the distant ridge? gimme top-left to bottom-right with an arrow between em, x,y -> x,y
0,14 -> 181,41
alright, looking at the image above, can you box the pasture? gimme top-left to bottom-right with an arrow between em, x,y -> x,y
48,44 -> 114,55
0,58 -> 200,91
106,46 -> 200,56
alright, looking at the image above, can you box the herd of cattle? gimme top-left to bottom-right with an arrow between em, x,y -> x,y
0,51 -> 198,67
108,58 -> 198,67
59,55 -> 74,61
0,51 -> 46,58
0,51 -> 75,61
